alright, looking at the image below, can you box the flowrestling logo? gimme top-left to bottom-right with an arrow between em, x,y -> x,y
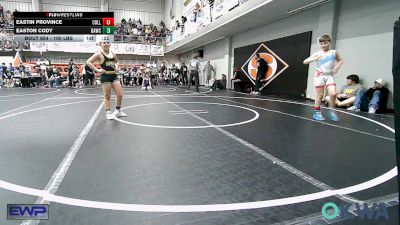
241,43 -> 289,91
321,202 -> 389,221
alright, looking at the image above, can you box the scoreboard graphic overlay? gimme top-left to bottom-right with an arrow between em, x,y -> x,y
13,12 -> 114,42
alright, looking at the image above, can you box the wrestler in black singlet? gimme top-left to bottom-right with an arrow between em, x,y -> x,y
99,52 -> 118,84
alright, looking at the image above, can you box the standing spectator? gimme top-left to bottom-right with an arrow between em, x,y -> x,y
180,62 -> 188,85
0,4 -> 4,18
136,69 -> 143,86
84,64 -> 95,86
67,58 -> 74,87
6,62 -> 14,87
251,53 -> 267,95
38,69 -> 47,87
193,3 -> 200,23
157,70 -> 164,85
159,20 -> 165,29
181,16 -> 187,34
131,67 -> 137,85
0,17 -> 5,29
1,63 -> 7,87
171,64 -> 180,85
202,61 -> 215,86
348,78 -> 389,114
0,64 -> 3,88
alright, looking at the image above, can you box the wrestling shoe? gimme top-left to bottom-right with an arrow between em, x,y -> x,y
106,110 -> 114,120
114,110 -> 127,117
327,110 -> 340,122
312,111 -> 325,121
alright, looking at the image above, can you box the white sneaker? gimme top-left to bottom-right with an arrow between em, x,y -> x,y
347,106 -> 360,112
254,92 -> 260,95
106,110 -> 114,120
368,107 -> 376,114
185,90 -> 190,93
114,109 -> 127,117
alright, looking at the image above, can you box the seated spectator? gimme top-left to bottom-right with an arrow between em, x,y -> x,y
347,78 -> 389,114
231,67 -> 251,93
231,66 -> 241,87
210,74 -> 227,91
71,66 -> 81,88
142,74 -> 152,90
325,74 -> 362,108
49,68 -> 61,88
131,27 -> 138,35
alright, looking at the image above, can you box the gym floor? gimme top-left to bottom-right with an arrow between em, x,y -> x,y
0,86 -> 398,225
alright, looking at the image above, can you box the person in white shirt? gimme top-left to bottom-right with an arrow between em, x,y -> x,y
186,54 -> 200,93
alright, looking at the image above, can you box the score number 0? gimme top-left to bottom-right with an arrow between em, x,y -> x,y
103,18 -> 114,26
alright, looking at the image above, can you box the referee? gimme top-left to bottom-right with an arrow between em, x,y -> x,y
186,53 -> 200,93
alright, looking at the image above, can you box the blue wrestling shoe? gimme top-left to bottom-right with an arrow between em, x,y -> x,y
327,110 -> 340,122
312,110 -> 325,121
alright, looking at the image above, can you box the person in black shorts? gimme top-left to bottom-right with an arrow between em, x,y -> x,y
67,58 -> 74,88
84,64 -> 95,86
86,42 -> 127,120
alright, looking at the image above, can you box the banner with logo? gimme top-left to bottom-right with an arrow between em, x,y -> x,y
233,31 -> 312,97
212,0 -> 239,20
182,0 -> 212,36
135,44 -> 151,55
151,45 -> 164,56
